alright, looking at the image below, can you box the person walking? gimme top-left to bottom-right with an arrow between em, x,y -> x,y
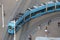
38,24 -> 42,30
45,26 -> 48,37
28,34 -> 32,40
48,19 -> 51,25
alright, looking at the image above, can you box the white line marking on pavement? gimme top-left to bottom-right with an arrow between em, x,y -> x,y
16,0 -> 18,2
2,4 -> 4,28
14,34 -> 16,40
14,20 -> 16,40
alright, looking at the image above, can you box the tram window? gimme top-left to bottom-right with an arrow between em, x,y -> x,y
47,6 -> 55,10
31,11 -> 40,16
56,5 -> 60,9
20,20 -> 24,24
25,15 -> 30,20
31,12 -> 36,16
8,26 -> 12,29
31,8 -> 46,16
40,8 -> 46,12
18,20 -> 24,25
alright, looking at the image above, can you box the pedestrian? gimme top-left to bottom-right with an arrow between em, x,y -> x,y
48,19 -> 51,25
38,24 -> 42,30
28,34 -> 32,40
45,26 -> 48,37
58,22 -> 60,27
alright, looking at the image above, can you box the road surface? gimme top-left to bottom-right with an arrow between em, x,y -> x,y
20,12 -> 60,40
0,0 -> 60,40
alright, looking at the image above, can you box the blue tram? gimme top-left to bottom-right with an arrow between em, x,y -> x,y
8,1 -> 60,34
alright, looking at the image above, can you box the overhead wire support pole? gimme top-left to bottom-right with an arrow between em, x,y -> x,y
55,0 -> 57,10
2,4 -> 4,28
46,3 -> 47,12
30,13 -> 31,19
55,3 -> 56,10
